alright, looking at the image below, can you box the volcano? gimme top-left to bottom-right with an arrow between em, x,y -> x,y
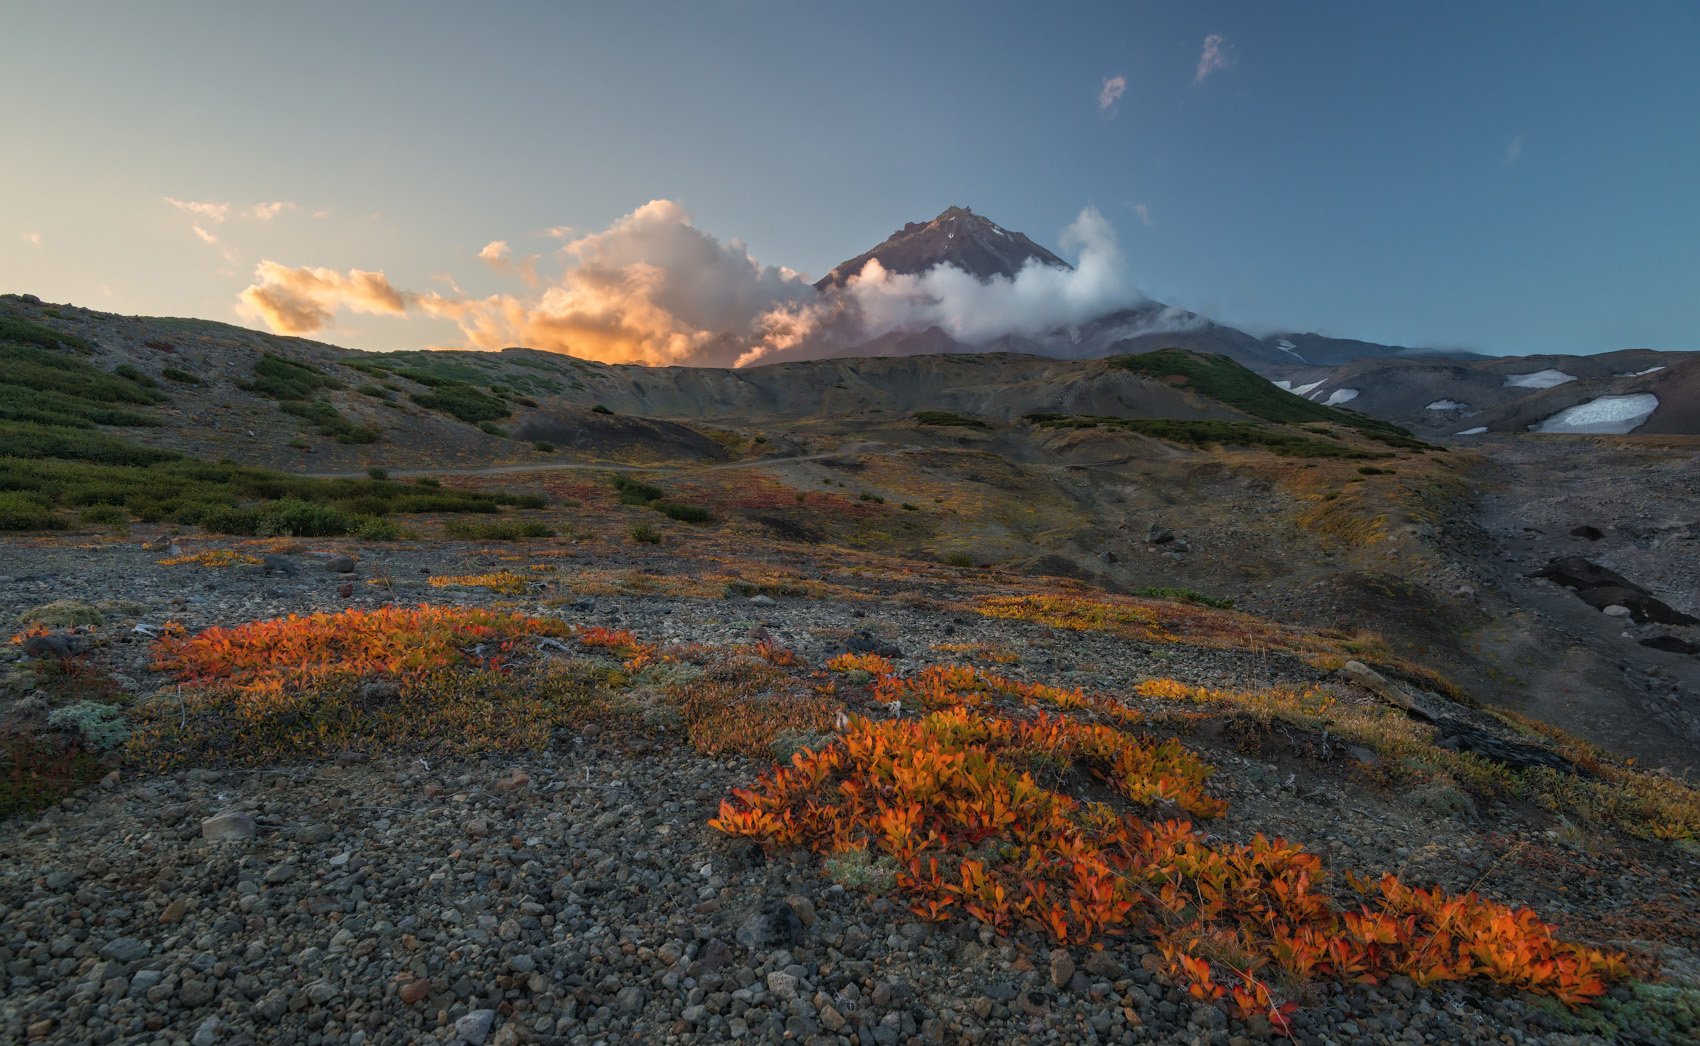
815,206 -> 1071,289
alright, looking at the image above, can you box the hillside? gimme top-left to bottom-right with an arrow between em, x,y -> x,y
2,293 -> 1699,1045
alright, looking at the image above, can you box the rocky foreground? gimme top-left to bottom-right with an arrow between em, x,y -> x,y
3,536 -> 1699,1045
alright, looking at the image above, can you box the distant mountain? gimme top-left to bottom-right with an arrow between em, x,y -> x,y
815,206 -> 1070,289
1264,348 -> 1700,436
812,207 -> 1436,372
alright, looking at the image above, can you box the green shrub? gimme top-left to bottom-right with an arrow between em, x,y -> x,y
533,441 -> 554,452
410,384 -> 510,423
613,475 -> 664,504
656,502 -> 714,524
112,363 -> 157,388
914,410 -> 990,429
0,492 -> 63,530
591,404 -> 614,415
76,504 -> 130,526
443,519 -> 556,540
254,499 -> 354,537
241,353 -> 341,400
367,467 -> 389,480
161,367 -> 201,385
1132,586 -> 1236,610
477,421 -> 508,437
630,521 -> 662,544
353,516 -> 405,541
0,316 -> 92,353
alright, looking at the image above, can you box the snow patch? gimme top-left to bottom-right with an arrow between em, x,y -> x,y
1530,394 -> 1659,435
1323,388 -> 1359,406
1275,338 -> 1308,362
1293,380 -> 1324,396
1455,427 -> 1488,436
1425,399 -> 1468,411
1271,380 -> 1294,392
1615,366 -> 1665,378
1504,369 -> 1576,389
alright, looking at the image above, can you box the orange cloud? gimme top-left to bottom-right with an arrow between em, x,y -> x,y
239,261 -> 413,335
238,200 -> 815,365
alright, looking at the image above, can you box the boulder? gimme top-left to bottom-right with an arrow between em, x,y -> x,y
1534,556 -> 1699,626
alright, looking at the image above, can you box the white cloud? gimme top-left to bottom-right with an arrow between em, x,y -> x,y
1133,203 -> 1151,226
1099,75 -> 1127,110
21,231 -> 42,247
478,240 -> 510,265
1505,134 -> 1524,164
1195,34 -> 1233,84
737,205 -> 1144,367
192,225 -> 220,245
312,208 -> 332,219
166,197 -> 231,222
250,201 -> 295,221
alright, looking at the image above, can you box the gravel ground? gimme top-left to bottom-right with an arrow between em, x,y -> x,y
3,535 -> 1698,1044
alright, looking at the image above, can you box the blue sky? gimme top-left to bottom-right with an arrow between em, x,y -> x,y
4,1 -> 1697,359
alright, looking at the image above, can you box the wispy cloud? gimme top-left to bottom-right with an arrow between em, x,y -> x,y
542,225 -> 577,239
1133,203 -> 1152,226
1099,75 -> 1127,110
1505,134 -> 1524,165
1194,33 -> 1233,84
166,197 -> 231,222
250,201 -> 295,221
312,208 -> 332,220
21,231 -> 42,247
192,225 -> 220,245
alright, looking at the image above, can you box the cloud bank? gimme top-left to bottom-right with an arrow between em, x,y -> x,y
238,199 -> 1161,368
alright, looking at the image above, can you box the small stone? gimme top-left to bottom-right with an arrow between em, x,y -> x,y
201,810 -> 256,842
398,978 -> 432,1004
100,937 -> 149,964
750,594 -> 776,607
615,985 -> 645,1013
325,555 -> 357,574
159,899 -> 187,924
455,1008 -> 496,1044
190,1016 -> 222,1046
26,1019 -> 54,1040
262,861 -> 296,884
820,1004 -> 846,1032
1603,604 -> 1632,617
1049,948 -> 1076,991
493,771 -> 531,794
784,894 -> 818,927
767,971 -> 800,1000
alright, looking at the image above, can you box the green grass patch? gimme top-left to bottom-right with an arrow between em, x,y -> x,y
1026,413 -> 1388,459
239,353 -> 342,400
1131,586 -> 1236,610
1106,350 -> 1436,450
444,519 -> 557,540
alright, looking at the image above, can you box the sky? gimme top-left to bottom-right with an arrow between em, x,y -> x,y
4,1 -> 1698,361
